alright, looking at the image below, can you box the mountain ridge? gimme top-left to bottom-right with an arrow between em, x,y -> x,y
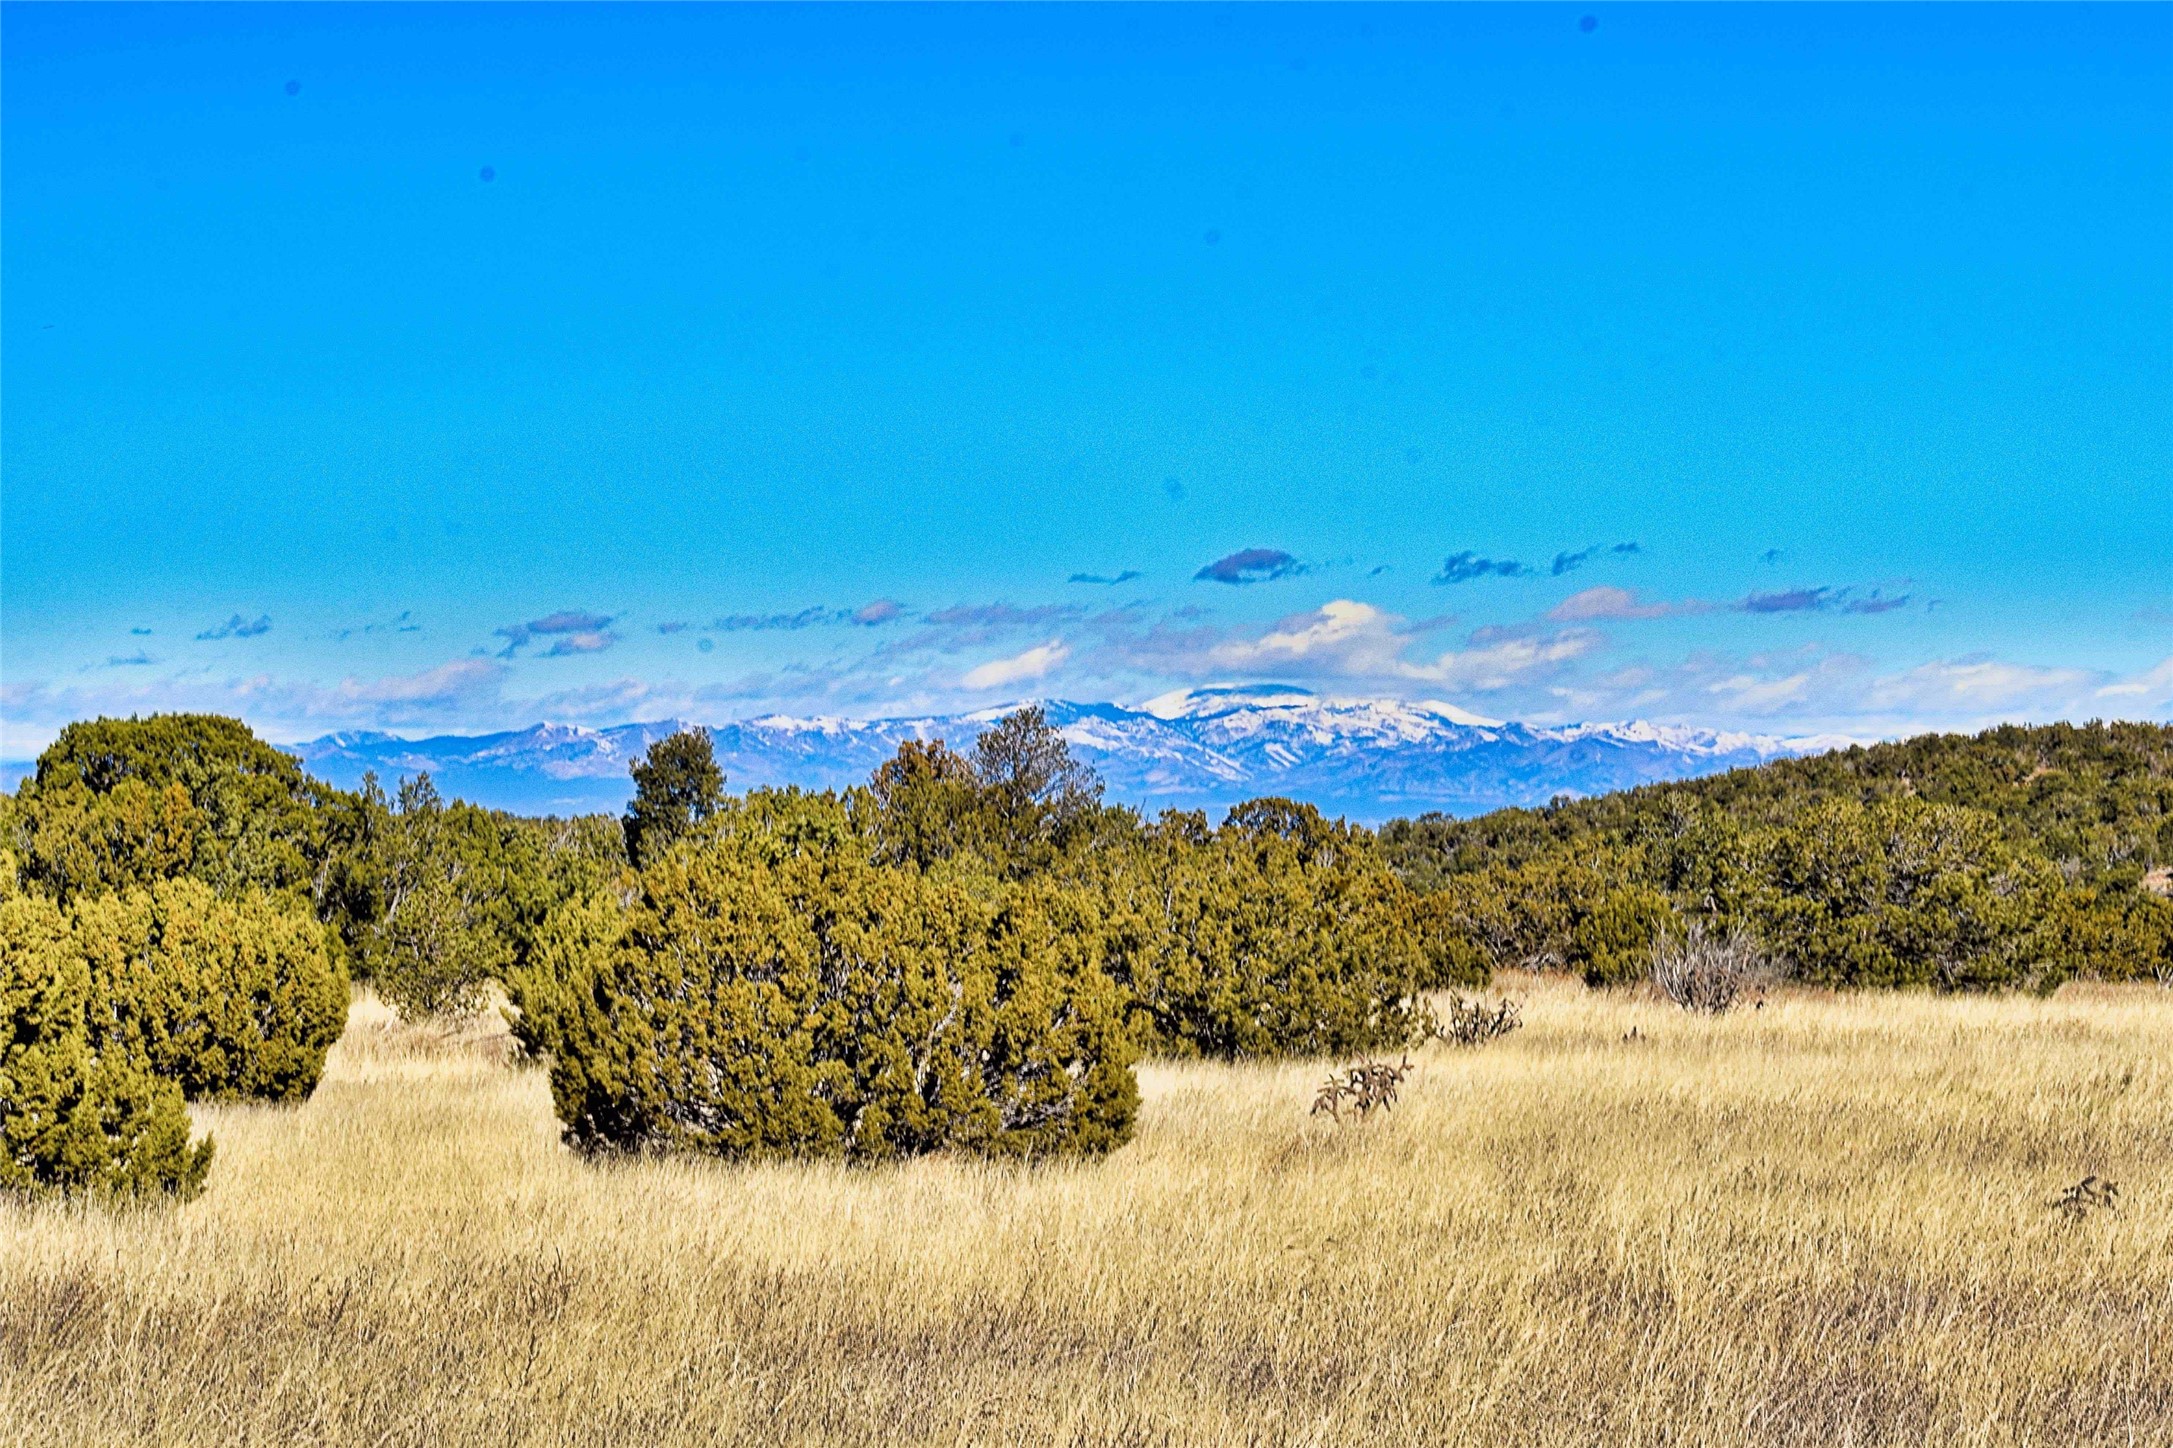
284,691 -> 1850,821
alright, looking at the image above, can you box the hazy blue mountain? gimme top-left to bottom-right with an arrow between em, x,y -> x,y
284,688 -> 1845,822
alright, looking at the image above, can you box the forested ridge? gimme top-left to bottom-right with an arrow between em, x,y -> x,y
1385,721 -> 2173,888
1384,720 -> 2173,990
4,711 -> 2169,1199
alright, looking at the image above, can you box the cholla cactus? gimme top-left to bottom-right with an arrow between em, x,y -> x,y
1429,993 -> 1522,1047
2052,1175 -> 2120,1223
1310,1055 -> 1412,1122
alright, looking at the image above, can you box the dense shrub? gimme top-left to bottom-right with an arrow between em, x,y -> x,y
14,714 -> 333,900
72,879 -> 348,1101
1098,800 -> 1430,1058
318,766 -> 627,1007
1573,885 -> 1682,988
1744,799 -> 2070,993
860,706 -> 1109,878
1415,850 -> 1647,979
516,791 -> 1137,1162
356,776 -> 514,1018
1,896 -> 212,1199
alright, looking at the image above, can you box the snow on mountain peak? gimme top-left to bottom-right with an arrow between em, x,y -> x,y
289,694 -> 1839,822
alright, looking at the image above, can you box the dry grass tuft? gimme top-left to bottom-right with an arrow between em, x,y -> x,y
5,977 -> 2171,1446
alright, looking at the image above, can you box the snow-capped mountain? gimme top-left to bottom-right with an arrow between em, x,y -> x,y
288,688 -> 1847,821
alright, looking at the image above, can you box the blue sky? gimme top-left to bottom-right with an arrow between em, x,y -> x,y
4,3 -> 2169,753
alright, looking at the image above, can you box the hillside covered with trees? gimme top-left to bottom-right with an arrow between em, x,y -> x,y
4,712 -> 2168,1199
1382,720 -> 2173,991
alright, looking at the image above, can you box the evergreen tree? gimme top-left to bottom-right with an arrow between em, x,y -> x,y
622,730 -> 725,867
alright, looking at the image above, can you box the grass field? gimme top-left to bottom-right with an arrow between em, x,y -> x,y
4,976 -> 2170,1447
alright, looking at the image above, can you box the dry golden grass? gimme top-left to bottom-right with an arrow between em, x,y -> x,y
4,975 -> 2171,1446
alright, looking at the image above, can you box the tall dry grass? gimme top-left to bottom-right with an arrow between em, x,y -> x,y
3,976 -> 2170,1446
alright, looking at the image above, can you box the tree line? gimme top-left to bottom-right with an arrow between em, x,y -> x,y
1382,719 -> 2173,991
0,710 -> 1444,1194
5,711 -> 2167,1199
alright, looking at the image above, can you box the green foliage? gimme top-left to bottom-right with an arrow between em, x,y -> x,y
967,705 -> 1106,876
1745,799 -> 2070,992
505,885 -> 629,1066
861,707 -> 1110,879
622,730 -> 725,867
516,789 -> 1137,1162
72,879 -> 348,1101
864,738 -> 986,870
1573,885 -> 1682,988
10,777 -> 202,902
1383,721 -> 2173,991
1,895 -> 213,1199
1097,800 -> 1430,1058
319,764 -> 626,995
1383,721 -> 2173,893
14,715 -> 333,900
357,776 -> 513,1018
1415,850 -> 1657,984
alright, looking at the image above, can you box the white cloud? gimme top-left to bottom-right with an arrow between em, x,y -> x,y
1706,672 -> 1814,711
2097,656 -> 2173,702
1209,600 -> 1408,674
1198,599 -> 1599,694
1547,586 -> 1681,622
0,658 -> 511,747
962,640 -> 1069,690
1403,630 -> 1602,690
333,659 -> 505,708
1864,658 -> 2096,712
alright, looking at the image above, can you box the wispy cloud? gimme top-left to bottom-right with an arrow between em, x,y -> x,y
496,610 -> 616,657
713,607 -> 837,632
104,650 -> 156,668
336,658 -> 508,709
331,610 -> 420,642
545,631 -> 617,656
713,600 -> 906,632
962,640 -> 1069,690
3,656 -> 514,742
1551,546 -> 1598,576
1705,671 -> 1816,710
1194,548 -> 1303,585
1736,586 -> 1913,616
1069,570 -> 1145,586
2098,657 -> 2173,702
198,613 -> 272,641
656,621 -> 689,634
1436,542 -> 1639,586
1195,599 -> 1600,693
1548,586 -> 1684,622
1864,657 -> 2096,711
923,603 -> 1079,629
851,601 -> 1096,666
1737,587 -> 1832,614
1433,551 -> 1532,585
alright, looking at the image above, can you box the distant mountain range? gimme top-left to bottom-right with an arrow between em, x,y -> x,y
283,687 -> 1850,822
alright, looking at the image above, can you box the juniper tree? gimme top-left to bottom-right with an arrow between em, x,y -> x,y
622,729 -> 725,867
